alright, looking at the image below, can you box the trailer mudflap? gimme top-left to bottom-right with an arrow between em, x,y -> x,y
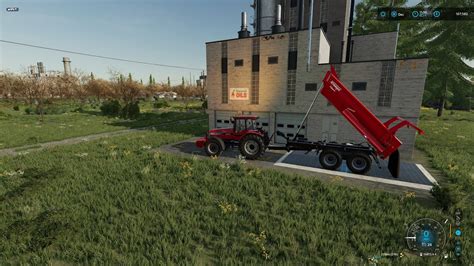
388,149 -> 400,178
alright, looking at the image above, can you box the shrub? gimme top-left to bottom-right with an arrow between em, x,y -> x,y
100,100 -> 121,116
25,107 -> 32,115
153,100 -> 170,109
121,101 -> 140,119
13,105 -> 20,111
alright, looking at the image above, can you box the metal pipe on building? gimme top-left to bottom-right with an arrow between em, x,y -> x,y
345,0 -> 356,62
271,4 -> 285,34
306,0 -> 314,72
298,0 -> 305,30
238,12 -> 251,38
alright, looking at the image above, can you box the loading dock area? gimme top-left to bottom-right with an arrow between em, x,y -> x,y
160,138 -> 438,194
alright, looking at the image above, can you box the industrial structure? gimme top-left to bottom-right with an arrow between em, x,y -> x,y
205,0 -> 428,159
27,57 -> 72,78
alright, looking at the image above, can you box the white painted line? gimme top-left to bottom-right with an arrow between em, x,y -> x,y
274,162 -> 434,191
416,164 -> 438,186
275,151 -> 293,164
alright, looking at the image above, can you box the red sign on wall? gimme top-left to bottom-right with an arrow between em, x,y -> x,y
230,88 -> 249,100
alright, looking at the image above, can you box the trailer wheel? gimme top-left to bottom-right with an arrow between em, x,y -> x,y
239,134 -> 265,160
319,149 -> 342,170
205,137 -> 225,157
347,153 -> 372,175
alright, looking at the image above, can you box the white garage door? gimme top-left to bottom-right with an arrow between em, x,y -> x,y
321,116 -> 339,142
215,111 -> 237,128
275,113 -> 306,143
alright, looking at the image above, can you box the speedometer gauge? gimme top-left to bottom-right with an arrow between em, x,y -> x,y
406,218 -> 446,256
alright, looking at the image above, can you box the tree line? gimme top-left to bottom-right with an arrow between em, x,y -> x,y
0,70 -> 206,120
353,0 -> 473,116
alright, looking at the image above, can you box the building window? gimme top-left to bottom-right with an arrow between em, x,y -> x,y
332,20 -> 341,26
305,83 -> 318,91
222,74 -> 228,104
378,61 -> 396,107
234,59 -> 244,67
286,70 -> 296,105
352,82 -> 367,91
288,51 -> 298,70
268,56 -> 279,65
290,0 -> 298,7
251,72 -> 259,104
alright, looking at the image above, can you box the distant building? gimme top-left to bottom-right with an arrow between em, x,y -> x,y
205,0 -> 428,159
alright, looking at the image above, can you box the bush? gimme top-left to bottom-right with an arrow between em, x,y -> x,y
121,101 -> 140,119
25,107 -> 32,115
100,100 -> 121,116
153,100 -> 170,109
13,105 -> 20,111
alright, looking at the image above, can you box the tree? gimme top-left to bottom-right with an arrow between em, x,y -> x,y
352,0 -> 407,35
353,0 -> 474,115
167,76 -> 171,89
409,0 -> 474,115
149,74 -> 154,85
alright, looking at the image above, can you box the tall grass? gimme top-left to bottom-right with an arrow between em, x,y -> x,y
0,122 -> 447,264
416,108 -> 473,263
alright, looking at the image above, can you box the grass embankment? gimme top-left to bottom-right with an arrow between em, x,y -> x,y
416,108 -> 473,262
0,102 -> 205,149
0,121 -> 447,264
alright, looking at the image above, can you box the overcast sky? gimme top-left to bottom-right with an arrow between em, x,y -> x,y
0,0 -> 472,84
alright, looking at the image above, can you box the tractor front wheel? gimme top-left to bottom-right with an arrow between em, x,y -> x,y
205,137 -> 225,157
239,135 -> 265,160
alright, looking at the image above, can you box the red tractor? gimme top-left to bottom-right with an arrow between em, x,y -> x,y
195,115 -> 270,159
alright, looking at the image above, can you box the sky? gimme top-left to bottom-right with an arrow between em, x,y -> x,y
0,0 -> 471,84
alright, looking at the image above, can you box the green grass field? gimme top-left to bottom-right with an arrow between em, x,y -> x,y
0,102 -> 205,149
0,106 -> 472,264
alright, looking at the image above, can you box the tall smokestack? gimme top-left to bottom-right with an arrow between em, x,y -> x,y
62,57 -> 72,76
238,12 -> 250,38
37,62 -> 45,74
271,4 -> 285,34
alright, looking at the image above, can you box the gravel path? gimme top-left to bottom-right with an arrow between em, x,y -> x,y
0,118 -> 206,157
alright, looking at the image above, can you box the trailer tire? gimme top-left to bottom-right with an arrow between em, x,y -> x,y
205,137 -> 225,157
319,149 -> 343,170
347,153 -> 372,175
239,134 -> 265,160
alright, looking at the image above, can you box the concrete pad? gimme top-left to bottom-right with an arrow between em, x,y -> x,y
275,151 -> 437,191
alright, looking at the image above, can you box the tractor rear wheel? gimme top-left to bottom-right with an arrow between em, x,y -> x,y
319,149 -> 342,170
347,153 -> 371,175
205,137 -> 225,157
239,134 -> 265,160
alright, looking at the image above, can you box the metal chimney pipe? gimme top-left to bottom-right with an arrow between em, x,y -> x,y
238,11 -> 251,38
241,12 -> 248,30
271,4 -> 285,34
275,4 -> 282,26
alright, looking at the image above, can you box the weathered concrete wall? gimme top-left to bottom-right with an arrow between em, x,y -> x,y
351,32 -> 398,62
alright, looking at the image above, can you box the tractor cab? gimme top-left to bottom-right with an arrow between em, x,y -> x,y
232,115 -> 259,133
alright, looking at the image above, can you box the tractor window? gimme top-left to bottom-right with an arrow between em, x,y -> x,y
246,119 -> 257,130
235,119 -> 246,132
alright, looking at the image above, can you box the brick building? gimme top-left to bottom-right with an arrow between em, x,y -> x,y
205,0 -> 428,159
